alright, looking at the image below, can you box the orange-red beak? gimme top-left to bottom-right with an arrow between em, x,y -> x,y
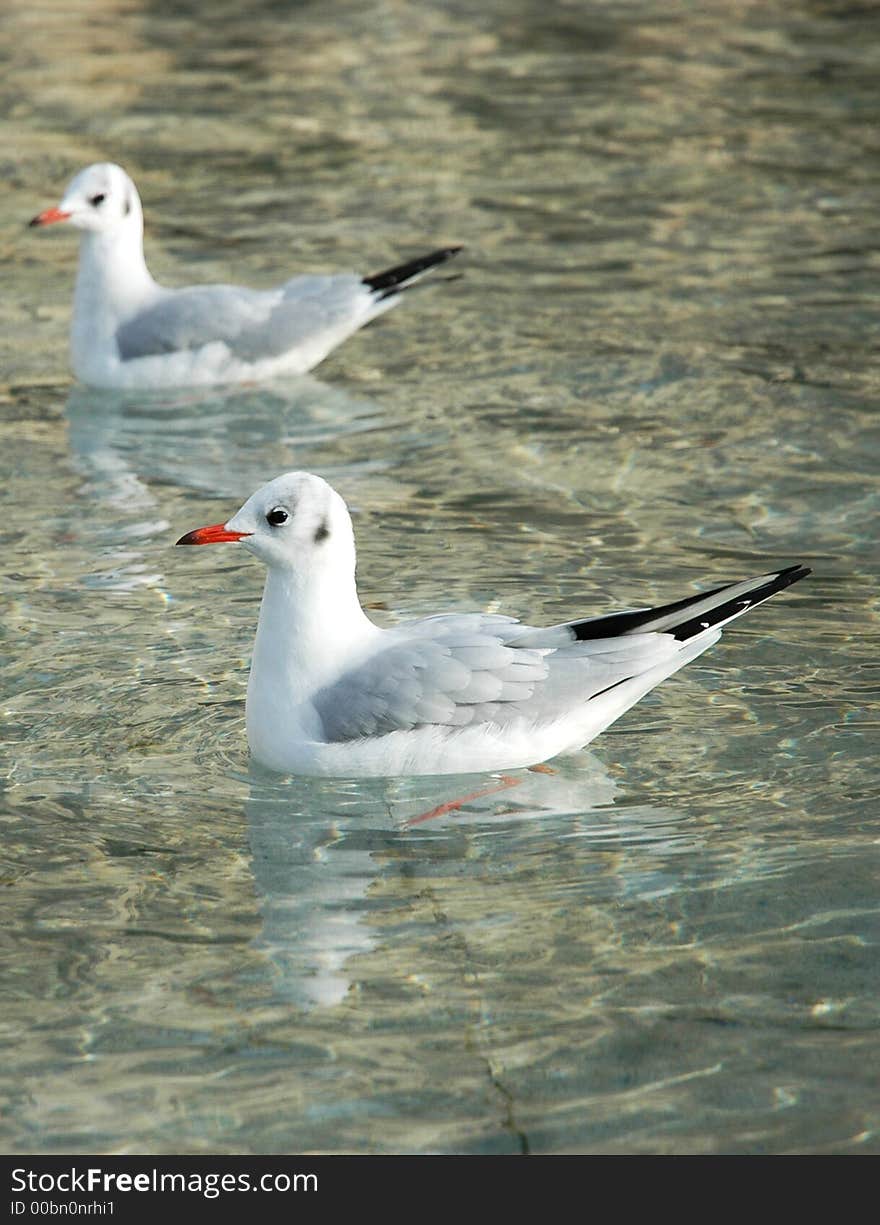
176,524 -> 252,546
29,206 -> 73,228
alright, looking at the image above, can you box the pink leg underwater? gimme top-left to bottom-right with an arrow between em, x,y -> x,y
403,775 -> 523,827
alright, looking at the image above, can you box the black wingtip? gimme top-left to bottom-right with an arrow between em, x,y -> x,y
571,564 -> 812,644
769,563 -> 812,587
363,246 -> 463,298
670,563 -> 812,642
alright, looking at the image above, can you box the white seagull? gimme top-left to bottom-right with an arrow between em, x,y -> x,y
30,162 -> 461,390
176,471 -> 811,779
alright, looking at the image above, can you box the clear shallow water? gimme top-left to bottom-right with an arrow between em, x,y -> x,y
1,0 -> 878,1153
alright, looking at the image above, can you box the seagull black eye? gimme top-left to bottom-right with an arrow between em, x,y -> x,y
266,507 -> 289,527
89,193 -> 106,207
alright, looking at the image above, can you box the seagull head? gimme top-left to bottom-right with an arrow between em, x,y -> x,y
176,471 -> 358,577
29,162 -> 142,234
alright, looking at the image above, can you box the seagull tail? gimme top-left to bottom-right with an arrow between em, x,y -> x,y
550,564 -> 811,753
363,246 -> 463,300
569,564 -> 812,644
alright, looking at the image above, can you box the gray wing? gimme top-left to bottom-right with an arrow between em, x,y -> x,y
116,275 -> 371,363
313,567 -> 810,742
313,613 -> 677,742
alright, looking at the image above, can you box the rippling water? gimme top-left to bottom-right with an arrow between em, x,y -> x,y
1,0 -> 878,1154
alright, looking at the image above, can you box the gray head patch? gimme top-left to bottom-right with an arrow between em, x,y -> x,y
314,519 -> 330,544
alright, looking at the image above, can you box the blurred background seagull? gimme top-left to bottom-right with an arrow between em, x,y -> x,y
176,471 -> 811,779
30,162 -> 461,389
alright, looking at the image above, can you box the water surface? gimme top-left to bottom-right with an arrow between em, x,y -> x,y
1,0 -> 878,1153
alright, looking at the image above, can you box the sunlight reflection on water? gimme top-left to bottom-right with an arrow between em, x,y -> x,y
1,0 -> 878,1155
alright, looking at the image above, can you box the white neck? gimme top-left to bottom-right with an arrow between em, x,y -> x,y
247,559 -> 380,742
71,215 -> 158,364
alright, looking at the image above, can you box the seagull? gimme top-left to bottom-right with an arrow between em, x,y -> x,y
29,162 -> 461,390
176,471 -> 811,779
